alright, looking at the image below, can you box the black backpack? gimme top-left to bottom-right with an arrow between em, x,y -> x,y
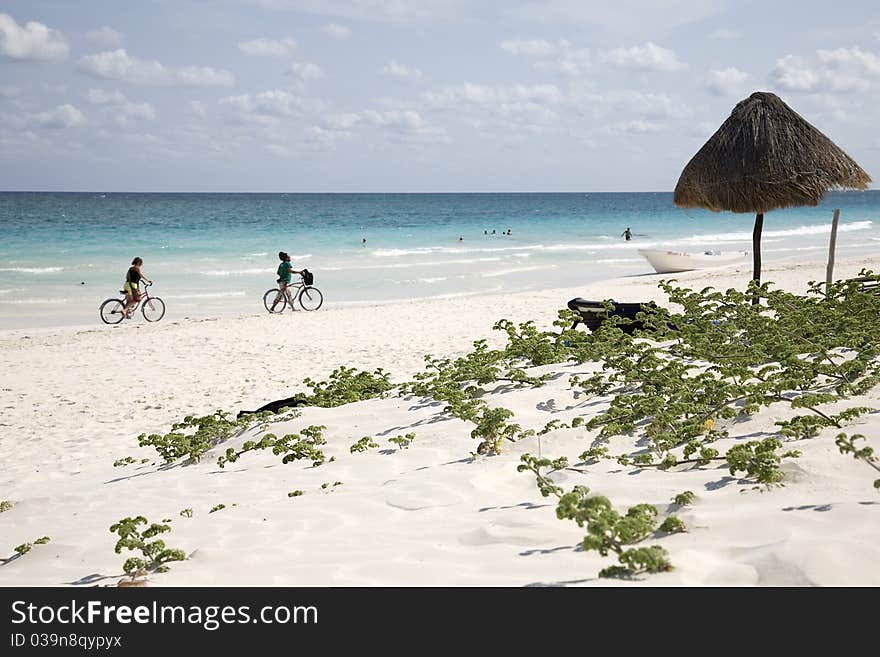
302,269 -> 314,285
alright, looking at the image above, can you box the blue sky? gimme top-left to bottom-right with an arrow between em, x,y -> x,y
1,0 -> 878,192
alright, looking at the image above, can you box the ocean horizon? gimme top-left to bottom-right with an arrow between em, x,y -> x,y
2,190 -> 878,329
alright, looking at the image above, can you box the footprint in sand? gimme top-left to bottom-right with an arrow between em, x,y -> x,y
384,480 -> 464,511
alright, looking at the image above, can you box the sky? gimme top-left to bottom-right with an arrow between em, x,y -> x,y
0,0 -> 878,192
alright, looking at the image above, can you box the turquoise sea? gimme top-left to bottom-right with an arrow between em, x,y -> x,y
1,191 -> 878,328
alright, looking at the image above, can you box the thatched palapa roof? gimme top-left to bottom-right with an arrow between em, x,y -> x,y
673,91 -> 870,214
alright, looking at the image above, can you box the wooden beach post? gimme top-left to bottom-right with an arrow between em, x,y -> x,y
826,208 -> 840,294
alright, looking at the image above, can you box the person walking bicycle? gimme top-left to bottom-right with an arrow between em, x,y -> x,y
276,251 -> 301,302
264,252 -> 323,313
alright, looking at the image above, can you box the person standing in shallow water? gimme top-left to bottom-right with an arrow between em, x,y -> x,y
622,227 -> 632,241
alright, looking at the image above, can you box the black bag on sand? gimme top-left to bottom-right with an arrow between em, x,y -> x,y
237,394 -> 309,419
302,269 -> 314,285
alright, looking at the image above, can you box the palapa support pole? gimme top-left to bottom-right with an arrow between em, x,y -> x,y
826,208 -> 841,295
751,212 -> 763,305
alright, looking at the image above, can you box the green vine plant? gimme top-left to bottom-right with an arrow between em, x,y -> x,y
321,481 -> 343,491
301,366 -> 394,407
564,275 -> 880,484
401,322 -> 574,455
538,419 -> 571,435
836,433 -> 880,491
113,456 -> 137,467
1,537 -> 51,564
288,490 -> 304,498
388,433 -> 416,450
137,409 -> 298,465
518,454 -> 679,579
472,408 -> 533,455
216,425 -> 327,469
209,504 -> 226,513
672,491 -> 695,506
0,500 -> 12,513
109,516 -> 185,580
350,436 -> 379,453
582,436 -> 801,487
179,508 -> 193,518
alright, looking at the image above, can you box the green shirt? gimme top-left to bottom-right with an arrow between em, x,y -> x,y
277,261 -> 293,284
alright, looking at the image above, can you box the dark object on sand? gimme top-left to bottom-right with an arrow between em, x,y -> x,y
566,298 -> 658,335
237,395 -> 308,419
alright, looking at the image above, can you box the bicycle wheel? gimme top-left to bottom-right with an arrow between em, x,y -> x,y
142,296 -> 166,322
298,286 -> 323,311
263,288 -> 288,313
100,298 -> 125,325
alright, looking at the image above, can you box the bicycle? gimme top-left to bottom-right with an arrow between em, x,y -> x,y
99,281 -> 166,324
263,274 -> 323,313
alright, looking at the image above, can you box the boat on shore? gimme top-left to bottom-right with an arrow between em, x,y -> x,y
638,249 -> 748,274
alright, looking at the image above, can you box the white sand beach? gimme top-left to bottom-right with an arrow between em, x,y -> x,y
1,254 -> 879,586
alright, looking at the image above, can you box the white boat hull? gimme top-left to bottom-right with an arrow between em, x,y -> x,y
638,249 -> 748,274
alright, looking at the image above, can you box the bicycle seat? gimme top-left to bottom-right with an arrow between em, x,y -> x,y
119,290 -> 126,294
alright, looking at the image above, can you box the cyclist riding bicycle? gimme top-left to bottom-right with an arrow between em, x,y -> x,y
122,257 -> 152,319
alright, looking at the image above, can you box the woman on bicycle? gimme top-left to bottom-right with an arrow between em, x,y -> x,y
122,257 -> 152,319
276,251 -> 301,304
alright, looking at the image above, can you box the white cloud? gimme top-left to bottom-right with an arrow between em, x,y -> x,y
267,143 -> 293,157
287,61 -> 324,80
500,39 -> 560,57
0,13 -> 69,61
382,60 -> 423,81
238,37 -> 297,57
604,119 -> 662,134
78,49 -> 235,87
323,112 -> 360,129
85,26 -> 123,47
705,67 -> 749,96
570,89 -> 691,120
363,109 -> 425,127
87,88 -> 126,105
187,100 -> 207,117
0,85 -> 21,98
31,104 -> 86,129
243,1 -> 463,23
220,90 -> 313,123
817,47 -> 880,75
85,88 -> 155,125
122,132 -> 164,146
499,38 -> 591,75
599,42 -> 686,72
421,83 -> 565,134
362,108 -> 448,143
772,55 -> 820,91
323,23 -> 351,39
423,83 -> 565,107
772,48 -> 880,93
117,103 -> 155,124
708,28 -> 739,40
506,1 -> 722,35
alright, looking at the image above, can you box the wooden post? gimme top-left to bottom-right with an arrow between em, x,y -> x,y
826,208 -> 841,295
751,212 -> 763,305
